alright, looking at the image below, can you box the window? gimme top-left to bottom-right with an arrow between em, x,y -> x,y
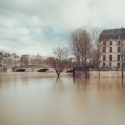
110,47 -> 112,52
118,47 -> 120,52
103,55 -> 106,61
103,47 -> 106,53
118,41 -> 121,45
109,63 -> 112,67
117,63 -> 120,67
110,41 -> 112,45
103,41 -> 106,45
117,55 -> 120,61
124,63 -> 125,66
103,63 -> 105,67
109,34 -> 113,39
109,55 -> 112,61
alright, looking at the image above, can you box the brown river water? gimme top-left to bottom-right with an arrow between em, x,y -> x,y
0,72 -> 125,125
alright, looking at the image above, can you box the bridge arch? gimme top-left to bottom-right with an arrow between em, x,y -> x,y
15,69 -> 26,72
37,68 -> 49,72
66,69 -> 74,73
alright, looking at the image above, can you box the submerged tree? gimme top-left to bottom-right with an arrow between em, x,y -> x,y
78,29 -> 92,71
90,28 -> 102,68
53,47 -> 69,78
117,28 -> 125,80
71,30 -> 81,67
71,29 -> 92,77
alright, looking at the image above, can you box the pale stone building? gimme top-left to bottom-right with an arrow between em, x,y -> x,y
99,28 -> 125,68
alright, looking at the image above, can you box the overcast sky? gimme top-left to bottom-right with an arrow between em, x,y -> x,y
0,0 -> 125,56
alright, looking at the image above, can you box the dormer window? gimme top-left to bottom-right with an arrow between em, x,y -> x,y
118,35 -> 120,39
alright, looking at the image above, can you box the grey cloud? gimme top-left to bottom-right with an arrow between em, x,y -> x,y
0,0 -> 125,56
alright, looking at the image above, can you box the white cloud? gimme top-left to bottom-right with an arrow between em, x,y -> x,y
0,16 -> 19,28
0,0 -> 125,56
26,16 -> 41,27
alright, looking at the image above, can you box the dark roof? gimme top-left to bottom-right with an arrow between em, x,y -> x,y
99,28 -> 125,41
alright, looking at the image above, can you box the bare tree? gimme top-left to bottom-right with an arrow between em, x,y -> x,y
117,28 -> 125,80
71,30 -> 81,67
45,57 -> 55,67
33,55 -> 43,66
89,28 -> 103,78
21,55 -> 29,66
79,29 -> 92,70
30,58 -> 35,66
71,29 -> 92,77
53,47 -> 69,78
90,28 -> 102,68
2,52 -> 10,67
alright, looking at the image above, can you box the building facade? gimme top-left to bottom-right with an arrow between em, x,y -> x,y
99,28 -> 125,68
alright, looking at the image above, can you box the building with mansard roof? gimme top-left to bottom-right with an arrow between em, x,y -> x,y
99,28 -> 125,68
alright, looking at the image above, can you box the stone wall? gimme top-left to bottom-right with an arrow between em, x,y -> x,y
89,70 -> 123,78
74,69 -> 125,78
0,67 -> 7,72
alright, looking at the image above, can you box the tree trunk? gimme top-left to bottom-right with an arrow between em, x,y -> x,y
56,70 -> 60,78
77,58 -> 79,68
84,58 -> 87,78
81,57 -> 84,72
97,62 -> 100,79
77,58 -> 80,68
122,55 -> 124,80
57,73 -> 60,78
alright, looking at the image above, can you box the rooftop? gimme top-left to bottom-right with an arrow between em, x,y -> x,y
99,28 -> 125,40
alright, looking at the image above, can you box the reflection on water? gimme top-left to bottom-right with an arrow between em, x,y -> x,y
0,73 -> 125,125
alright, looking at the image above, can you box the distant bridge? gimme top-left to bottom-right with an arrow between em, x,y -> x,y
12,66 -> 73,73
12,66 -> 54,72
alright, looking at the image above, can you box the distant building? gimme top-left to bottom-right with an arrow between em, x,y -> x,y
99,28 -> 125,68
21,55 -> 30,66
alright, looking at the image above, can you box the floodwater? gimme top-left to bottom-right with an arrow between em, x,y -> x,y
0,72 -> 125,125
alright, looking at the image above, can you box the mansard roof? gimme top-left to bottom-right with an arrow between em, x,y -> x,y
99,28 -> 125,41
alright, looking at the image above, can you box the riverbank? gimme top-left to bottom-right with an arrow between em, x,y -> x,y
75,70 -> 125,78
1,67 -> 125,78
0,67 -> 7,72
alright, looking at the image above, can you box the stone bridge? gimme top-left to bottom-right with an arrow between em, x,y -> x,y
12,66 -> 54,72
12,66 -> 73,73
